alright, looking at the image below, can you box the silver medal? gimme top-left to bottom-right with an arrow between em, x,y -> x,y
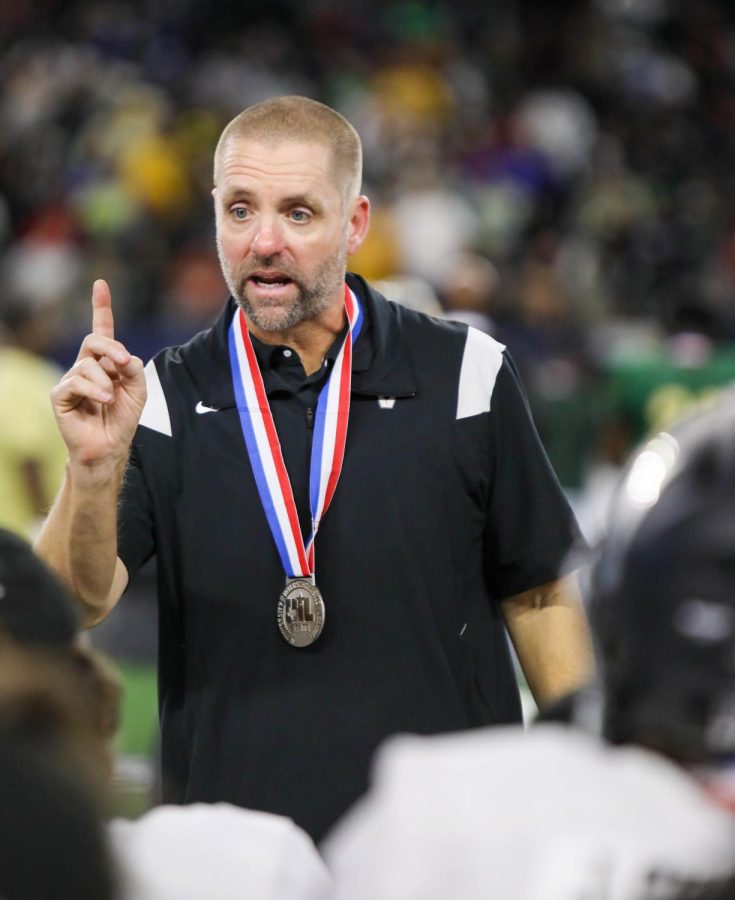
277,578 -> 325,647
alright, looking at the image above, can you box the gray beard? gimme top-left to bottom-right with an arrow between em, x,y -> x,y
219,251 -> 347,333
236,274 -> 332,332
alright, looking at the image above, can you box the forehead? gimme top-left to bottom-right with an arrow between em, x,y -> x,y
217,137 -> 337,199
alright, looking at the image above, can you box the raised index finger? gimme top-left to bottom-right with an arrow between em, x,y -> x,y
91,279 -> 115,339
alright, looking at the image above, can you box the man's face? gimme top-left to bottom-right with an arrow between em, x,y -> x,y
213,138 -> 368,334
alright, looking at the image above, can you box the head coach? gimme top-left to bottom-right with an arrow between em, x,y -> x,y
35,95 -> 593,842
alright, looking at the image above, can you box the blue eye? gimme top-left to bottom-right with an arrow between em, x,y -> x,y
290,209 -> 309,222
231,207 -> 249,220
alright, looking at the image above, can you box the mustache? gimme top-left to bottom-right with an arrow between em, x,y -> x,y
245,255 -> 298,277
235,261 -> 304,299
238,264 -> 304,298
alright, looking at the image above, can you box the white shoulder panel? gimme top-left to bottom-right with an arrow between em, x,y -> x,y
456,327 -> 506,420
138,359 -> 172,437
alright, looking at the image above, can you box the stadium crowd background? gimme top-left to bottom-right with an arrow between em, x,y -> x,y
2,0 -> 735,810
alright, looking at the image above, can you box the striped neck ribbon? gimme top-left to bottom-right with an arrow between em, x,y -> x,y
228,283 -> 363,578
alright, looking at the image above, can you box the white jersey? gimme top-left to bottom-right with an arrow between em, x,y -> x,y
324,725 -> 735,900
109,803 -> 331,900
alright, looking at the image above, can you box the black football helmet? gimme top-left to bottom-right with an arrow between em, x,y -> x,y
589,389 -> 735,762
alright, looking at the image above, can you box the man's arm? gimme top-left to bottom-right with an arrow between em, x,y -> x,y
500,573 -> 594,711
34,280 -> 146,628
36,460 -> 131,627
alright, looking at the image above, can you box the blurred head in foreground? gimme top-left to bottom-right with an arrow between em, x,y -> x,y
589,389 -> 735,765
0,528 -> 121,897
0,729 -> 117,900
0,527 -> 122,784
0,526 -> 79,648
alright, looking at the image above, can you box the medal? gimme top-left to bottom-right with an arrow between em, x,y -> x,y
277,577 -> 325,647
228,284 -> 363,647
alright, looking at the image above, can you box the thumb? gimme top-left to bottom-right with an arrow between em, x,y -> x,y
121,355 -> 145,377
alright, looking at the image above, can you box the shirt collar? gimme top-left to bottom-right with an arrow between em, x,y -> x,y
347,272 -> 417,398
194,275 -> 417,410
249,324 -> 347,373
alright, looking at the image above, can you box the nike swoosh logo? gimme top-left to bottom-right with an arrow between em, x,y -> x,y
195,401 -> 220,414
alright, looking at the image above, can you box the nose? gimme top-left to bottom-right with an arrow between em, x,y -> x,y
251,215 -> 285,258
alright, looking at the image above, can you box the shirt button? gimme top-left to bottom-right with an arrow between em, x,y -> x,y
282,349 -> 292,358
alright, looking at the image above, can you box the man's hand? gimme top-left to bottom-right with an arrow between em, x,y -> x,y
51,280 -> 147,467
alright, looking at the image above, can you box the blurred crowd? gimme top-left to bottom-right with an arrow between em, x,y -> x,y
1,0 -> 735,504
2,0 -> 735,531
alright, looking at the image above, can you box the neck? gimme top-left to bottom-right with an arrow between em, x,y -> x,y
247,302 -> 346,376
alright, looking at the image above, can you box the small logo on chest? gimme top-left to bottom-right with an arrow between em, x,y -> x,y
378,397 -> 396,409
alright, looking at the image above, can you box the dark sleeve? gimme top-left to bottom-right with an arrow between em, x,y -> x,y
483,352 -> 585,599
117,442 -> 156,581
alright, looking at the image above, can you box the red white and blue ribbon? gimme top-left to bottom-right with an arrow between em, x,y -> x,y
228,284 -> 363,578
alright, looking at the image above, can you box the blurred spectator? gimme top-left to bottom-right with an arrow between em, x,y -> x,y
118,243 -> 227,362
437,251 -> 500,335
501,229 -> 606,495
601,299 -> 735,454
0,263 -> 70,538
346,193 -> 401,281
389,163 -> 480,288
370,274 -> 444,318
515,88 -> 599,183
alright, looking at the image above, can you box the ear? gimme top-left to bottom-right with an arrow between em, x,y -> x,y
346,196 -> 371,255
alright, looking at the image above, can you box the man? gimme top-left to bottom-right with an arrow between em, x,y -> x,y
36,95 -> 592,842
324,393 -> 735,898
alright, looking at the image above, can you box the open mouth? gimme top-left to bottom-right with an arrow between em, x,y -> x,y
249,272 -> 293,289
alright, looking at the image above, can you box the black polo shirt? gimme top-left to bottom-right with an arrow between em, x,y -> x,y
118,273 -> 581,842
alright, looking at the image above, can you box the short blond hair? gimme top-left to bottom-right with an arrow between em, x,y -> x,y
214,95 -> 363,205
